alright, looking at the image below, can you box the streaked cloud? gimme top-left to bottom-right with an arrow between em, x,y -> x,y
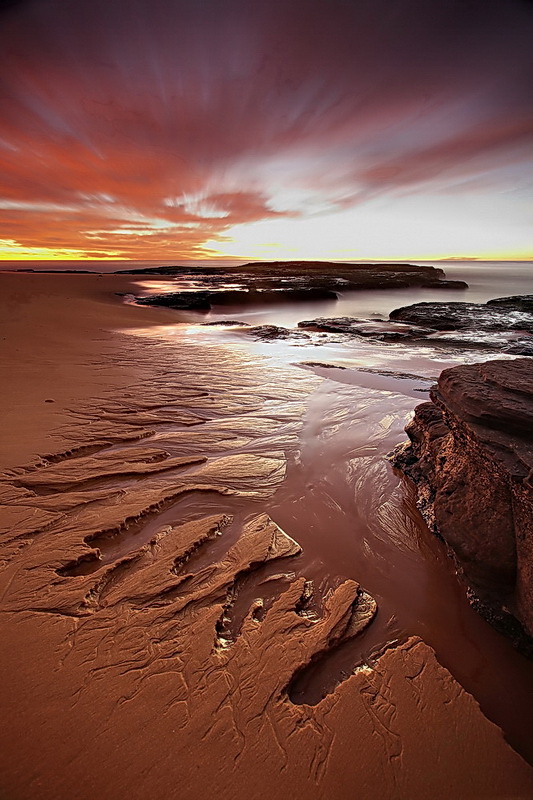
0,0 -> 531,260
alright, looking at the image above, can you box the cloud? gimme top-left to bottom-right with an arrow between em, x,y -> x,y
0,0 -> 531,258
356,118 -> 533,195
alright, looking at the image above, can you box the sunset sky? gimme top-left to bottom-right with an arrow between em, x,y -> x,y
0,0 -> 532,262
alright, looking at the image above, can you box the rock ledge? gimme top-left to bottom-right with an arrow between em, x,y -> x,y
391,358 -> 533,650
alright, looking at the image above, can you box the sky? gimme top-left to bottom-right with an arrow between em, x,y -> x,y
0,0 -> 532,262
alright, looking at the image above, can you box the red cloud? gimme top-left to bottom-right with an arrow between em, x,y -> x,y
0,0 -> 531,258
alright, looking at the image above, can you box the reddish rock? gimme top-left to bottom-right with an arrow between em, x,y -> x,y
392,358 -> 533,645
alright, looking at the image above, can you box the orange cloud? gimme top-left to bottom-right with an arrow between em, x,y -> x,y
0,0 -> 531,260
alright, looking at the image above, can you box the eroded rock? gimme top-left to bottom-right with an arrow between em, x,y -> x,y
121,260 -> 464,290
137,287 -> 338,311
299,296 -> 533,355
244,325 -> 311,341
391,358 -> 533,648
487,295 -> 533,313
298,316 -> 431,338
133,262 -> 467,313
389,298 -> 533,332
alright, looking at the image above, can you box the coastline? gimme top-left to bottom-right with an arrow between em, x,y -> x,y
0,272 -> 178,469
1,272 -> 533,798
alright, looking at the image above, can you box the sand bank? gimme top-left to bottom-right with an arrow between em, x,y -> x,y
0,273 -> 177,469
1,272 -> 532,799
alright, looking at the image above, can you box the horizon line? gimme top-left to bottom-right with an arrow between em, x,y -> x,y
0,257 -> 532,264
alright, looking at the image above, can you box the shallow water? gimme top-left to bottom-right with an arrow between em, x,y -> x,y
122,264 -> 533,763
130,260 -> 533,327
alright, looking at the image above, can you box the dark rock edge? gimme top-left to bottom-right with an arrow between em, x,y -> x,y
389,358 -> 533,657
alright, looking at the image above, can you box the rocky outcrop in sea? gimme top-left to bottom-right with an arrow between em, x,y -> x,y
299,296 -> 533,354
132,261 -> 467,311
136,287 -> 338,310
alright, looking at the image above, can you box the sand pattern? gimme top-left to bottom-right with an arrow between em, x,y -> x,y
1,274 -> 532,799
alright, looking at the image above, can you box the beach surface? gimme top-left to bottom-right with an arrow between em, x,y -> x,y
1,272 -> 533,799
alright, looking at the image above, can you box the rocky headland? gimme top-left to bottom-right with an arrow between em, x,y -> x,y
121,259 -> 467,288
392,358 -> 533,650
131,261 -> 467,311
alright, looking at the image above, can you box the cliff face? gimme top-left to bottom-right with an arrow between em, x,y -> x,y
393,358 -> 533,643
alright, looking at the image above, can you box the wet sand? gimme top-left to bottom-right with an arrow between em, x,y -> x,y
1,272 -> 533,799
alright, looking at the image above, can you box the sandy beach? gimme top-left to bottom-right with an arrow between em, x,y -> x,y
1,272 -> 533,799
0,273 -> 181,469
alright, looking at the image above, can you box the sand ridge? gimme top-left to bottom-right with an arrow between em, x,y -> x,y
1,273 -> 532,799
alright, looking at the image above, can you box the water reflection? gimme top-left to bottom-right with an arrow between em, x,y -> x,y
122,263 -> 533,760
131,261 -> 533,328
